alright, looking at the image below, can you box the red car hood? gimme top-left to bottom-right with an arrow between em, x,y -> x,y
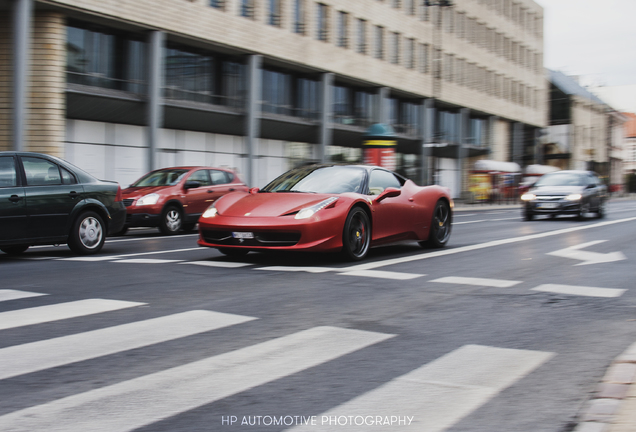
217,192 -> 336,217
122,186 -> 170,199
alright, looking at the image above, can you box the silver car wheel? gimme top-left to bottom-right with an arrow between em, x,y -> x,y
79,216 -> 103,249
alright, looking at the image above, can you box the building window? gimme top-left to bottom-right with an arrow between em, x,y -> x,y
392,0 -> 401,9
390,32 -> 400,65
357,19 -> 367,54
240,0 -> 255,19
66,23 -> 146,93
405,0 -> 415,16
418,43 -> 429,73
294,0 -> 306,35
317,3 -> 329,42
374,26 -> 384,60
209,0 -> 225,10
337,11 -> 349,48
405,38 -> 415,69
262,69 -> 293,115
268,0 -> 282,27
419,0 -> 430,21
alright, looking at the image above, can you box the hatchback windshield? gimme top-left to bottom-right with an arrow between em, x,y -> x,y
534,172 -> 586,187
132,169 -> 189,187
262,166 -> 366,194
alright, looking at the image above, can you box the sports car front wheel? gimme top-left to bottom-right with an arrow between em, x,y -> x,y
421,200 -> 452,248
342,207 -> 371,261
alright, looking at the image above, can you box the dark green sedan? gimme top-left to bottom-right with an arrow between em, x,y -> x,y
0,152 -> 126,255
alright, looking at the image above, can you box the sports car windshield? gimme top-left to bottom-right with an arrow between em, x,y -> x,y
262,166 -> 366,194
535,173 -> 585,187
131,169 -> 189,187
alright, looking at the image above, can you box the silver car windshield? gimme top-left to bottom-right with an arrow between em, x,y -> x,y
535,173 -> 586,187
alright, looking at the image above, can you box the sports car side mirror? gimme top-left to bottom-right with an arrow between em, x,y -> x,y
249,187 -> 260,194
374,187 -> 401,203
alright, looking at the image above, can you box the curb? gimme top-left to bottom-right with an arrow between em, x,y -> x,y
574,342 -> 636,432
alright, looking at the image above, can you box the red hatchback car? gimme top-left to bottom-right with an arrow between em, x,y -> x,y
120,167 -> 247,235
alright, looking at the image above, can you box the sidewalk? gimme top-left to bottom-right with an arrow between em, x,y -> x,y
575,342 -> 636,432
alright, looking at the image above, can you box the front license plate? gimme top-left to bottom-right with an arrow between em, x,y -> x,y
537,202 -> 559,209
232,232 -> 254,239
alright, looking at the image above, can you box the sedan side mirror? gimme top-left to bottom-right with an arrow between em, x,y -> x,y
184,181 -> 201,190
374,187 -> 401,203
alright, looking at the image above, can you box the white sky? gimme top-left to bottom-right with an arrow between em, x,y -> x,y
533,0 -> 636,87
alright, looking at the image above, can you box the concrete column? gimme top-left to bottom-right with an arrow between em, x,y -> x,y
534,127 -> 543,165
245,54 -> 262,186
147,31 -> 164,172
457,108 -> 469,199
12,0 -> 32,152
318,72 -> 333,163
375,87 -> 390,125
512,122 -> 523,166
420,98 -> 435,185
488,115 -> 498,151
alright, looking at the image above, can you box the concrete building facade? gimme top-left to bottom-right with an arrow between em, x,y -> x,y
1,0 -> 547,197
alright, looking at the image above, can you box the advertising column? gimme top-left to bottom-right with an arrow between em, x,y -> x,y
364,123 -> 397,171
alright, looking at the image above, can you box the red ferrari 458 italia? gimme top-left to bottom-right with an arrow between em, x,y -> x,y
197,164 -> 453,260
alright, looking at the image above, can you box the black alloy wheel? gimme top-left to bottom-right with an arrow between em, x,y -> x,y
342,207 -> 371,261
597,200 -> 606,219
423,200 -> 452,248
524,209 -> 534,221
68,211 -> 105,254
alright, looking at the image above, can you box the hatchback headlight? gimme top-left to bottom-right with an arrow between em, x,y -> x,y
136,193 -> 159,206
565,194 -> 582,201
295,197 -> 338,220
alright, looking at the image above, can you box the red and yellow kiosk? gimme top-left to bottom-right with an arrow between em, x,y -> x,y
363,124 -> 397,171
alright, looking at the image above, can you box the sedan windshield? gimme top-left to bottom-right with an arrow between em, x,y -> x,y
131,169 -> 189,187
262,166 -> 366,194
534,172 -> 586,187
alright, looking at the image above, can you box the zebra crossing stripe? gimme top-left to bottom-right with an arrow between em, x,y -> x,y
531,284 -> 626,298
0,326 -> 394,432
339,270 -> 425,280
430,276 -> 522,288
0,310 -> 256,381
0,299 -> 145,331
0,289 -> 47,303
289,344 -> 554,431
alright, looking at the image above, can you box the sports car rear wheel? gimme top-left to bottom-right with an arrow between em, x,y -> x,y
342,207 -> 370,261
421,200 -> 451,248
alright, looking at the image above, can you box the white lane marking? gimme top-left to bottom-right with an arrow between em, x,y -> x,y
60,256 -> 119,262
31,234 -> 199,249
0,310 -> 257,381
289,344 -> 554,432
57,247 -> 201,261
454,213 -> 477,217
0,289 -> 47,302
0,299 -> 146,331
454,217 -> 519,225
547,240 -> 627,266
430,276 -> 522,288
339,270 -> 425,280
180,261 -> 252,268
20,256 -> 58,260
256,266 -> 337,273
0,326 -> 394,432
113,259 -> 184,264
342,216 -> 636,272
531,284 -> 626,298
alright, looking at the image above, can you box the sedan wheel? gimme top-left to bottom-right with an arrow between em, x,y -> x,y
160,206 -> 183,235
68,211 -> 105,254
342,207 -> 371,261
422,200 -> 452,248
597,200 -> 606,219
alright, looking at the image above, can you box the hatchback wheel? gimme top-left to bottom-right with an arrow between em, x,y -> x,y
342,207 -> 371,261
68,211 -> 105,254
159,205 -> 183,235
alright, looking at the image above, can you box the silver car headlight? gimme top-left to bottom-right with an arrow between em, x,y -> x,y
520,193 -> 536,201
565,194 -> 582,201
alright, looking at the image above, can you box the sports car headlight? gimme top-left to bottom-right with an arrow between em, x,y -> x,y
202,203 -> 218,218
520,193 -> 536,201
136,193 -> 160,206
294,197 -> 338,220
565,193 -> 582,201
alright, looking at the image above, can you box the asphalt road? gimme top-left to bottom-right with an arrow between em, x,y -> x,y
1,199 -> 636,432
